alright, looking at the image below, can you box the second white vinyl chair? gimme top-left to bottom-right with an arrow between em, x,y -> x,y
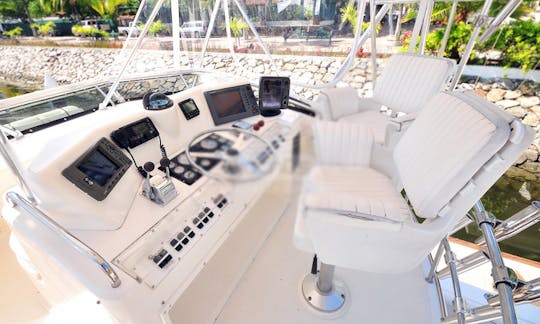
294,90 -> 534,313
313,53 -> 456,144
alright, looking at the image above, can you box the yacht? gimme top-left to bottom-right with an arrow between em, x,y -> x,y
1,0 -> 539,323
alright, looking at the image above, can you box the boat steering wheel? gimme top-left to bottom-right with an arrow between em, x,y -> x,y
185,128 -> 277,183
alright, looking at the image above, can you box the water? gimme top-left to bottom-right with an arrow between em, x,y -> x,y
1,82 -> 539,262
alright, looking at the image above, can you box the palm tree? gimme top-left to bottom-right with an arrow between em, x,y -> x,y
221,17 -> 247,46
87,0 -> 129,20
340,4 -> 357,34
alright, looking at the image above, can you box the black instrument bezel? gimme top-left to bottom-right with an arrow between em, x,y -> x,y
110,117 -> 160,149
204,84 -> 259,126
178,98 -> 200,120
62,138 -> 132,201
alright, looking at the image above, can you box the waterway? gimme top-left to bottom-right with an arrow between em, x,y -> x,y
0,82 -> 539,262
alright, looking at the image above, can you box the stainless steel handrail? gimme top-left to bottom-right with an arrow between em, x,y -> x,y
6,192 -> 121,288
442,238 -> 467,324
472,201 -> 517,324
476,201 -> 540,245
487,277 -> 540,306
437,201 -> 540,280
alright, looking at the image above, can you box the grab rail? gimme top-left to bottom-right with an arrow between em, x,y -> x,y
472,201 -> 517,324
6,192 -> 121,288
438,201 -> 540,280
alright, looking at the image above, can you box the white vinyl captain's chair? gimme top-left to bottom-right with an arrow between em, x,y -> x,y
295,90 -> 534,312
314,53 -> 456,144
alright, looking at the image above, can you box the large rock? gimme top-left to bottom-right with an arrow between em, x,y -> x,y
505,106 -> 527,118
518,96 -> 540,108
524,149 -> 539,162
495,100 -> 519,109
523,113 -> 540,127
504,90 -> 521,99
486,88 -> 505,102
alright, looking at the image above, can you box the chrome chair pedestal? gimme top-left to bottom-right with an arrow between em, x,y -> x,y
301,263 -> 345,313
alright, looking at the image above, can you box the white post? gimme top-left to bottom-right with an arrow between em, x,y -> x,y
370,0 -> 377,87
171,0 -> 181,68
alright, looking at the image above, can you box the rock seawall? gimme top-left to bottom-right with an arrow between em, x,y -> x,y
0,45 -> 538,175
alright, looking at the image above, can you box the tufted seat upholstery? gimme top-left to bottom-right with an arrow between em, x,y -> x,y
313,53 -> 456,144
295,90 -> 534,274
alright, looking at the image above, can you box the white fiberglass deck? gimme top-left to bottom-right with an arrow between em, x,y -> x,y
1,175 -> 540,323
212,183 -> 441,324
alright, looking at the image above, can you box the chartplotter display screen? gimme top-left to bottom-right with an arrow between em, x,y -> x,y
212,91 -> 246,118
205,85 -> 259,125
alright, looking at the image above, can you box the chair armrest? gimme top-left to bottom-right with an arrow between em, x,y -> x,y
316,87 -> 363,120
389,112 -> 419,126
384,112 -> 419,148
312,120 -> 373,165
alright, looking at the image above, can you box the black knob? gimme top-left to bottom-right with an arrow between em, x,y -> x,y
226,148 -> 239,156
160,157 -> 170,168
143,162 -> 155,172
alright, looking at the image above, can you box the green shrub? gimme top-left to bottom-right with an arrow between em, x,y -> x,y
31,21 -> 56,37
425,21 -> 474,59
72,25 -> 110,38
481,20 -> 539,72
425,20 -> 539,72
149,20 -> 167,36
4,27 -> 23,38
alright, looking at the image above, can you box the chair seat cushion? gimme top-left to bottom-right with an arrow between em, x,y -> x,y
339,110 -> 388,144
305,166 -> 411,221
294,165 -> 412,252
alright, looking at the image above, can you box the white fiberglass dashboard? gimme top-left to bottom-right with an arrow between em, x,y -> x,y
2,73 -> 303,323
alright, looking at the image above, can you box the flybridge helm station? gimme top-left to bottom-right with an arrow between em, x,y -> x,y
61,80 -> 294,204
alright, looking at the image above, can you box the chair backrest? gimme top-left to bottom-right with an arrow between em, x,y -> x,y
393,91 -> 533,220
374,54 -> 455,114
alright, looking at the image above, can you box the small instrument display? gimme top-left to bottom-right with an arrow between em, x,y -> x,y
178,98 -> 200,120
205,84 -> 259,126
259,76 -> 290,117
62,138 -> 132,201
111,117 -> 159,149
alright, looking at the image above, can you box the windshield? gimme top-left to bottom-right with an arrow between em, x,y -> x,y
0,74 -> 200,133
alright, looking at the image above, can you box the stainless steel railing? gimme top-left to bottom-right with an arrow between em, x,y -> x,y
6,192 -> 121,288
429,200 -> 540,324
472,201 -> 517,324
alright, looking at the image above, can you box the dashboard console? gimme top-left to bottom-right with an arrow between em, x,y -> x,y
205,84 -> 259,125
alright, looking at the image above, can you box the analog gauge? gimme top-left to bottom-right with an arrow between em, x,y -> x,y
184,171 -> 196,180
200,159 -> 211,168
174,166 -> 185,174
200,139 -> 219,151
178,155 -> 189,165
